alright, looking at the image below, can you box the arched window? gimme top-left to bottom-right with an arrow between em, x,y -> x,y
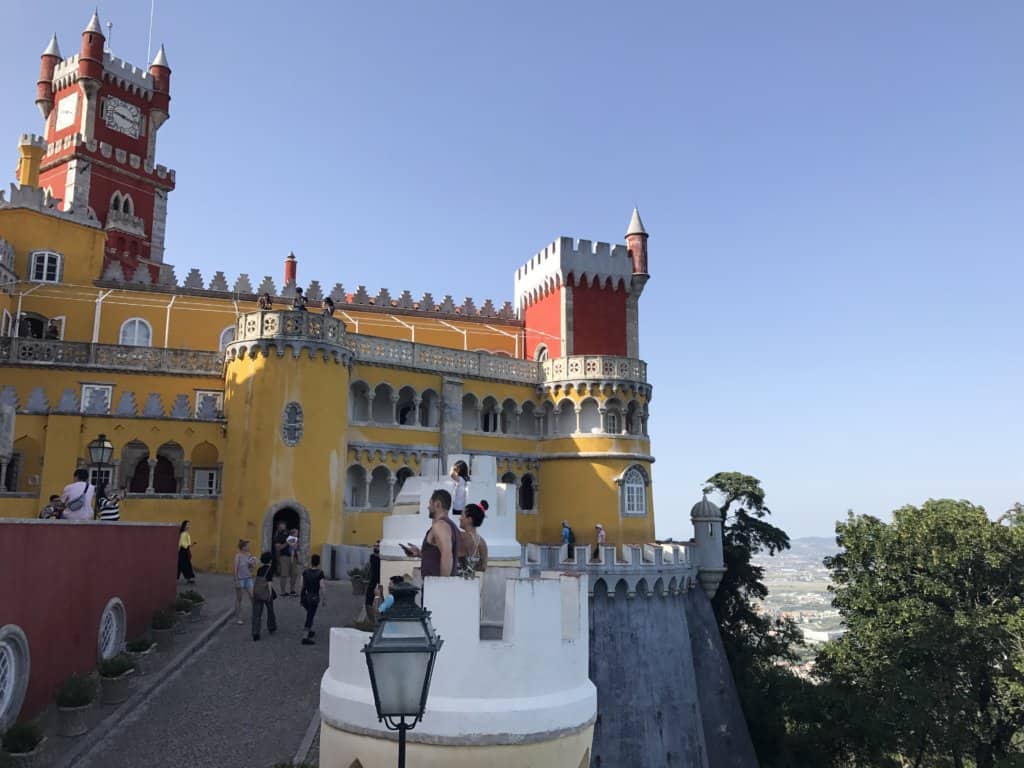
618,465 -> 649,517
122,195 -> 133,215
394,467 -> 414,500
218,326 -> 235,352
110,192 -> 121,212
282,402 -> 303,446
119,318 -> 152,346
519,473 -> 536,512
604,410 -> 620,434
534,344 -> 549,362
29,250 -> 62,283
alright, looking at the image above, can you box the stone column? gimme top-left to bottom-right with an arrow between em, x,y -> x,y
514,407 -> 522,435
111,459 -> 121,490
0,459 -> 8,491
387,475 -> 397,504
182,460 -> 192,494
474,404 -> 483,432
390,394 -> 399,425
574,406 -> 582,434
439,377 -> 464,469
365,392 -> 375,423
146,458 -> 157,494
598,407 -> 607,434
362,476 -> 370,508
413,397 -> 422,427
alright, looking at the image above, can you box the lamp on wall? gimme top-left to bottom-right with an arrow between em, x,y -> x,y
361,582 -> 443,768
87,433 -> 114,467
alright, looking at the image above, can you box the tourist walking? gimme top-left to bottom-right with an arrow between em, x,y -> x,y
177,520 -> 196,583
251,552 -> 278,641
299,554 -> 327,645
96,483 -> 121,521
562,520 -> 575,560
449,460 -> 469,516
273,521 -> 296,596
593,523 -> 606,561
321,296 -> 335,317
60,468 -> 95,521
292,286 -> 308,311
257,292 -> 273,310
378,575 -> 405,615
287,528 -> 302,595
234,539 -> 257,625
364,541 -> 381,622
401,489 -> 460,578
458,501 -> 489,575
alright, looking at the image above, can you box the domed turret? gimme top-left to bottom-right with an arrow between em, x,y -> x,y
691,494 -> 725,596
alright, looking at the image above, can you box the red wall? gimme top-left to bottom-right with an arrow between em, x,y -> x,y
523,288 -> 562,359
0,520 -> 178,720
571,279 -> 628,355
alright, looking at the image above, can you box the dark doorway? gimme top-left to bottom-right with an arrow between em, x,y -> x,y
129,457 -> 150,493
273,507 -> 300,537
18,314 -> 45,339
153,456 -> 177,493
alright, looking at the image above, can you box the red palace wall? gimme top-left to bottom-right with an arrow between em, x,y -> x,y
0,520 -> 178,721
571,279 -> 628,356
524,288 -> 562,359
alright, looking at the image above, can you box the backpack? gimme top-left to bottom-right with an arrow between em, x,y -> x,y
566,526 -> 576,547
66,483 -> 88,513
253,568 -> 273,602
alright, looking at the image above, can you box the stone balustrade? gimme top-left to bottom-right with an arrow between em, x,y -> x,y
105,208 -> 147,237
540,354 -> 647,386
0,337 -> 223,376
522,543 -> 698,597
348,334 -> 540,383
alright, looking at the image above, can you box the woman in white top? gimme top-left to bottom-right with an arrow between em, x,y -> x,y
449,460 -> 469,515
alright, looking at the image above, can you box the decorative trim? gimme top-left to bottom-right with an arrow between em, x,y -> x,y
540,452 -> 654,462
321,713 -> 596,747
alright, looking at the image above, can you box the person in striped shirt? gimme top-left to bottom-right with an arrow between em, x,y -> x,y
96,483 -> 122,521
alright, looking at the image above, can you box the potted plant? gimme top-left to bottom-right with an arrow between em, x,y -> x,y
126,638 -> 157,676
151,607 -> 175,648
99,653 -> 136,705
179,589 -> 205,622
173,598 -> 193,634
1,721 -> 45,766
55,674 -> 96,737
348,565 -> 369,595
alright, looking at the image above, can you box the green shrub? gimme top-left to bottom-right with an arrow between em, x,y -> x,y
56,674 -> 95,708
151,608 -> 174,630
1,721 -> 42,754
347,565 -> 368,579
173,597 -> 193,613
178,589 -> 205,604
99,653 -> 136,678
125,638 -> 154,653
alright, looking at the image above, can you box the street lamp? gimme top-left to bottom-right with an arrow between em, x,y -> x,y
87,434 -> 114,467
361,581 -> 443,768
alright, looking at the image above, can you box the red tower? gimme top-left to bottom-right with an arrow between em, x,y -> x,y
514,208 -> 650,361
34,11 -> 176,281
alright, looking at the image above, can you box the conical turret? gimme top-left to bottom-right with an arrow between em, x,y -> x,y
35,34 -> 62,119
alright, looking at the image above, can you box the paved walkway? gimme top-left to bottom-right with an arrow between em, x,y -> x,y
74,572 -> 364,768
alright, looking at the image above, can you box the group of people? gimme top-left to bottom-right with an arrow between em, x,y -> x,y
561,519 -> 607,560
256,290 -> 335,317
233,523 -> 326,644
39,468 -> 122,522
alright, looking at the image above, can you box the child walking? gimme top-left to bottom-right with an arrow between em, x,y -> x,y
299,554 -> 326,645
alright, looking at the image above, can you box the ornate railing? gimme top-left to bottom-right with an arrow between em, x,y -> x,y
234,309 -> 347,346
541,355 -> 647,384
349,335 -> 540,383
0,338 -> 223,376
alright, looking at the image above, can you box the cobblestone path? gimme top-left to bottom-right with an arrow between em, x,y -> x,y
78,573 -> 363,768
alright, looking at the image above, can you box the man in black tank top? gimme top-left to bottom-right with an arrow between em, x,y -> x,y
403,489 -> 459,577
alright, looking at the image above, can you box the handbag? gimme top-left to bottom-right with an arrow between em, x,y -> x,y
253,568 -> 273,602
66,483 -> 88,512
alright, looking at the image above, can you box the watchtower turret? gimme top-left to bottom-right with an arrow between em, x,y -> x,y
35,35 -> 62,119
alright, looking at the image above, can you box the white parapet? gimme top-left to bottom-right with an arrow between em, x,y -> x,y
320,574 -> 595,765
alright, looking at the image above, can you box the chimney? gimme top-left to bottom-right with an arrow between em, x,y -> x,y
284,252 -> 297,288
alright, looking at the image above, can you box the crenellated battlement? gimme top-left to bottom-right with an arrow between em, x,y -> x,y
0,182 -> 100,227
514,235 -> 635,312
51,52 -> 155,96
18,134 -> 46,150
41,133 -> 175,186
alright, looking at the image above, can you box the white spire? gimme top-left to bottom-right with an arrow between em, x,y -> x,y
42,34 -> 62,58
84,10 -> 103,35
151,44 -> 169,68
626,207 -> 647,237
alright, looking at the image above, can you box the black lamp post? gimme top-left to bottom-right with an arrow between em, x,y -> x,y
361,582 -> 443,768
87,434 -> 114,475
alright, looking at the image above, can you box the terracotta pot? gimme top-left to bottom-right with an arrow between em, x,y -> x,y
57,703 -> 91,737
6,737 -> 47,767
100,669 -> 135,705
350,578 -> 366,595
151,626 -> 174,648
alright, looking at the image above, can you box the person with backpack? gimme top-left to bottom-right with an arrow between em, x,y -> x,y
562,520 -> 576,560
251,552 -> 278,641
60,469 -> 95,521
299,554 -> 326,645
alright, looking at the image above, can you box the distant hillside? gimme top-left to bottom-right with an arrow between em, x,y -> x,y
788,537 -> 839,556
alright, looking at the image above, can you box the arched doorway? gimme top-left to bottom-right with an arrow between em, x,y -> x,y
261,500 -> 312,563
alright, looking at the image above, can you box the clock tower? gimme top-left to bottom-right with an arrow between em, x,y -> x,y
35,11 -> 175,281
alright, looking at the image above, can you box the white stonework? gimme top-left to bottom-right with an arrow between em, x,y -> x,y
320,574 -> 595,754
150,189 -> 168,263
62,158 -> 91,213
514,236 -> 634,313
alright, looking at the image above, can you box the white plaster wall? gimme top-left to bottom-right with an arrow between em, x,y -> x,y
320,575 -> 595,741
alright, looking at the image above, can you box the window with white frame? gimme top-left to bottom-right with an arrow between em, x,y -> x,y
88,466 -> 113,489
29,250 -> 62,283
80,384 -> 112,414
119,318 -> 152,347
193,468 -> 219,495
218,326 -> 235,352
621,467 -> 648,516
194,390 -> 224,418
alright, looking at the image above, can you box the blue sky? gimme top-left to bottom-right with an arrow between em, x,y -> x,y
2,2 -> 1021,539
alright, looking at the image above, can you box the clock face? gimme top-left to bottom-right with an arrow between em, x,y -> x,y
102,97 -> 142,139
55,92 -> 79,131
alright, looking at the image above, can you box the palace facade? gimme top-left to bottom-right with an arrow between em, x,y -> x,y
0,13 -> 655,571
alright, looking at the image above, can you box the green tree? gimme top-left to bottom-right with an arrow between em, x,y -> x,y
817,500 -> 1024,768
702,472 -> 808,763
